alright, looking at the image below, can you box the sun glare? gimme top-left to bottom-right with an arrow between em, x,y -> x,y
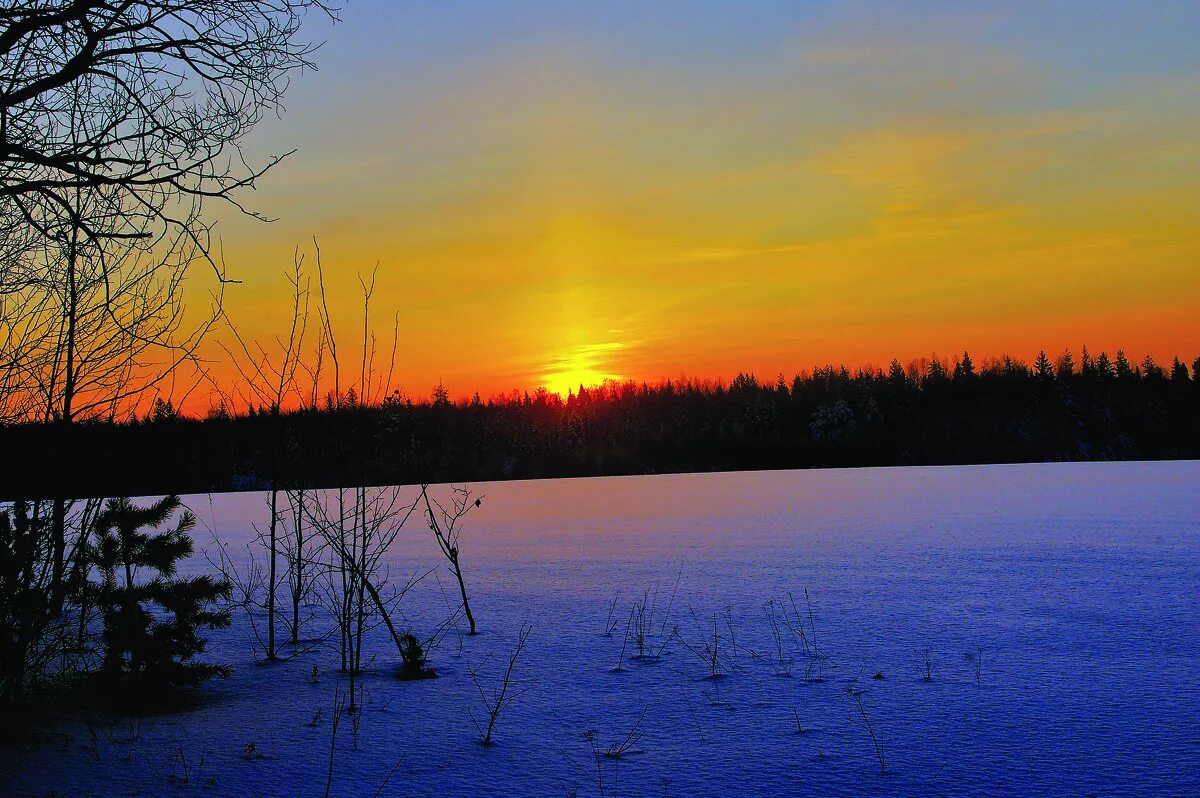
542,368 -> 616,397
540,341 -> 625,397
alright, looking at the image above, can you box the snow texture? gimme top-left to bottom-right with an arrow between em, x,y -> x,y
3,461 -> 1198,797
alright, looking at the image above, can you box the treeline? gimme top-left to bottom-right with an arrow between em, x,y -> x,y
5,349 -> 1197,500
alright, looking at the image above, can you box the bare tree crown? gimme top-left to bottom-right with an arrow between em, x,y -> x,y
1,1 -> 337,259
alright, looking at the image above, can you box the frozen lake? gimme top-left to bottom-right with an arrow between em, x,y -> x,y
4,461 -> 1199,796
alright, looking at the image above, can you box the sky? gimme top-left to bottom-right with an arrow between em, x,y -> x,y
204,1 -> 1199,403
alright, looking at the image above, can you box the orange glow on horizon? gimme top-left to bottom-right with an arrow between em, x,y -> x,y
178,4 -> 1198,415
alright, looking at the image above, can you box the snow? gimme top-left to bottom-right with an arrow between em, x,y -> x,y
3,461 -> 1199,797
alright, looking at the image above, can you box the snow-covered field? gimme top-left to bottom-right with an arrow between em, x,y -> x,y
4,461 -> 1199,797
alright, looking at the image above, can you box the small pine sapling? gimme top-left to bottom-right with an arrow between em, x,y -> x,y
85,496 -> 231,702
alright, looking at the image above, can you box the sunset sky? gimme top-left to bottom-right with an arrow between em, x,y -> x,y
207,1 -> 1199,403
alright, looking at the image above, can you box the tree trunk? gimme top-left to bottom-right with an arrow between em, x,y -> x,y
337,489 -> 348,673
291,489 -> 303,645
353,487 -> 367,674
50,216 -> 81,618
267,484 -> 278,660
49,497 -> 67,617
451,554 -> 476,635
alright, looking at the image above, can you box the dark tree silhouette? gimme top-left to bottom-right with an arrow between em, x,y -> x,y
1034,351 -> 1053,380
0,498 -> 102,705
0,0 -> 337,628
1170,358 -> 1189,382
2,347 -> 1196,499
0,0 -> 337,268
86,495 -> 230,697
0,502 -> 53,704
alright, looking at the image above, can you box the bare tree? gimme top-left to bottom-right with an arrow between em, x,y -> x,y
1,141 -> 219,616
847,688 -> 886,777
312,239 -> 340,410
0,497 -> 102,704
279,241 -> 336,649
421,484 -> 482,635
578,708 -> 649,797
671,607 -> 746,681
0,0 -> 338,273
0,1 -> 339,712
5,221 -> 215,425
467,623 -> 532,746
204,493 -> 330,664
309,486 -> 433,697
299,252 -> 418,693
322,683 -> 346,798
220,252 -> 311,660
284,487 -> 318,646
0,0 -> 336,628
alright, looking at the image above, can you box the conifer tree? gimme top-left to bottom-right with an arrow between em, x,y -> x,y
1170,358 -> 1189,382
1080,346 -> 1096,378
953,351 -> 976,381
1115,350 -> 1135,379
1034,350 -> 1054,380
86,496 -> 231,697
1056,350 -> 1076,380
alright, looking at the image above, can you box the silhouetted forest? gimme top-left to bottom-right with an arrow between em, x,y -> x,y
4,349 -> 1197,500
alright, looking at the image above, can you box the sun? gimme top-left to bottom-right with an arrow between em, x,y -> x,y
542,368 -> 615,398
540,341 -> 625,397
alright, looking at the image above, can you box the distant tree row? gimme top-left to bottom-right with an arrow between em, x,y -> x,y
3,347 -> 1196,500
